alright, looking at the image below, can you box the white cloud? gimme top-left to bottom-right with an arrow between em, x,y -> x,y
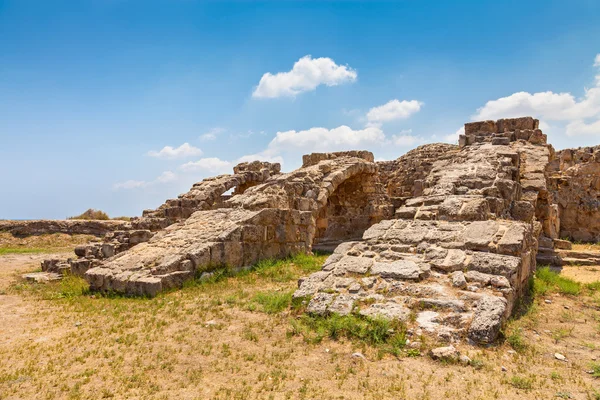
471,54 -> 600,140
390,129 -> 422,147
444,127 -> 464,144
147,143 -> 203,159
367,99 -> 423,125
473,54 -> 600,125
156,170 -> 177,183
179,157 -> 232,173
252,55 -> 357,98
113,171 -> 178,190
113,180 -> 147,190
200,128 -> 224,141
267,125 -> 386,154
566,119 -> 600,136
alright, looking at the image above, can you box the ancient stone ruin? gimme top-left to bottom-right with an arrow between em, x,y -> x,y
39,117 -> 600,344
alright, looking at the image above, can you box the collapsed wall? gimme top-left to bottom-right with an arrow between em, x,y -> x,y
79,152 -> 392,296
295,117 -> 553,344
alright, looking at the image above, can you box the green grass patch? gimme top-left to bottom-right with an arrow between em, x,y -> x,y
0,247 -> 49,255
12,274 -> 90,300
535,267 -> 581,296
253,291 -> 293,314
289,313 -> 407,356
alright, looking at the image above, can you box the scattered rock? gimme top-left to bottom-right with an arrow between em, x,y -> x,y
429,345 -> 459,362
554,353 -> 567,361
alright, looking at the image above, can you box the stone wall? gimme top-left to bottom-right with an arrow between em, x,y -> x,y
547,146 -> 600,242
377,143 -> 458,202
0,219 -> 131,237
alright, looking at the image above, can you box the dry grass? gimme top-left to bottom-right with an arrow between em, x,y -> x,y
571,242 -> 600,252
1,251 -> 600,399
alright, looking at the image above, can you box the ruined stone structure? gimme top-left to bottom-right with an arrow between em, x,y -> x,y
40,117 -> 600,344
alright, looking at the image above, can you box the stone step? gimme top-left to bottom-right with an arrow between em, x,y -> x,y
561,257 -> 600,266
536,255 -> 562,267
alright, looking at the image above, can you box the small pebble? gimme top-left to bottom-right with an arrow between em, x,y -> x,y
545,299 -> 552,304
554,353 -> 567,361
352,352 -> 367,361
563,305 -> 570,309
501,366 -> 507,372
74,321 -> 82,327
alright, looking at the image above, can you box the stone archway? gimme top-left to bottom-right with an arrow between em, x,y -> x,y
313,171 -> 388,250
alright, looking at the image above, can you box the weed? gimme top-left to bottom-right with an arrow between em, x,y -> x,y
506,328 -> 527,352
510,375 -> 533,390
590,362 -> 600,378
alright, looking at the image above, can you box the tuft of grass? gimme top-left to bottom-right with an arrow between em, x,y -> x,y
586,281 -> 600,292
535,267 -> 581,296
506,328 -> 527,352
510,375 -> 533,390
590,362 -> 600,378
253,291 -> 293,314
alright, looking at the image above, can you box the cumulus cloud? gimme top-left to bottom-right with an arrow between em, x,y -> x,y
113,170 -> 177,190
147,143 -> 203,159
267,125 -> 386,153
366,99 -> 423,125
566,119 -> 600,136
472,54 -> 600,138
252,55 -> 357,98
179,157 -> 232,173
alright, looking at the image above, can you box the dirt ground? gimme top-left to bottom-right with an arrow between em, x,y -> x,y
0,245 -> 599,399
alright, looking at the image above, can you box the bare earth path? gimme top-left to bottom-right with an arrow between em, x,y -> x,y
0,251 -> 599,400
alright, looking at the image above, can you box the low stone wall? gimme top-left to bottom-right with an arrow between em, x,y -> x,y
85,208 -> 315,296
0,219 -> 131,237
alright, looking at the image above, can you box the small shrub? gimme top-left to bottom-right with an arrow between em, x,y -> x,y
510,375 -> 533,390
68,209 -> 109,220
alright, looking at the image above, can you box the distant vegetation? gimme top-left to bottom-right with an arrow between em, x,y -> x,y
67,209 -> 130,221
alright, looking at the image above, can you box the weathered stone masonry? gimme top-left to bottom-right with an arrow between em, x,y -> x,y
40,117 -> 600,344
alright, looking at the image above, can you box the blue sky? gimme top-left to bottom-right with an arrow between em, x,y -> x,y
1,0 -> 600,219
